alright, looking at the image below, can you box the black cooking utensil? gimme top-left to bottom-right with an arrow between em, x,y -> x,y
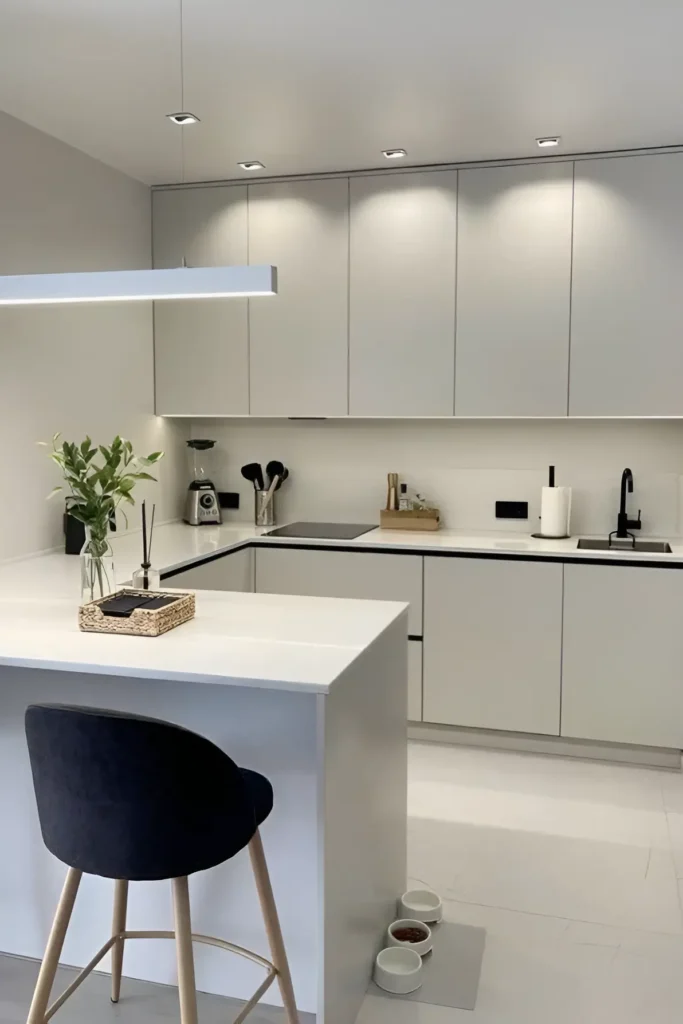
275,467 -> 289,490
266,460 -> 285,488
241,463 -> 264,490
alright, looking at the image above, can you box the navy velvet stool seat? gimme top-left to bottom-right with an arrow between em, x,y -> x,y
24,704 -> 300,1024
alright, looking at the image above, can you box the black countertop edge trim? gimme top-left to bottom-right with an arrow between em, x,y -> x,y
160,538 -> 683,579
161,540 -> 254,579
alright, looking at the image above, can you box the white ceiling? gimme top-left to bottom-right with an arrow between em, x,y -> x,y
1,0 -> 683,185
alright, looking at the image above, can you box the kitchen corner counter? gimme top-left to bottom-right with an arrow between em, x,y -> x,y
111,520 -> 683,569
1,520 -> 682,609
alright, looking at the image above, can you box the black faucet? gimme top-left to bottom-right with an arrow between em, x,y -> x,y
615,468 -> 642,539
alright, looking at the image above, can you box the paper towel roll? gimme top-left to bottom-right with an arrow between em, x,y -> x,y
540,486 -> 572,538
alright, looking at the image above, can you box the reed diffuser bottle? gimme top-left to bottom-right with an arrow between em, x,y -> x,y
132,501 -> 161,591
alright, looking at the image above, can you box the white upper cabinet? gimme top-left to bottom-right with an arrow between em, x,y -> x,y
349,172 -> 458,416
152,186 -> 249,416
248,179 -> 349,417
570,153 -> 683,416
455,163 -> 573,417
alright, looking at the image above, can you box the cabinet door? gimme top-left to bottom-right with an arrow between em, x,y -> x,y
423,557 -> 562,734
561,563 -> 683,748
164,548 -> 254,592
570,153 -> 683,415
254,548 -> 423,635
408,640 -> 423,722
152,186 -> 249,415
349,172 -> 458,416
455,163 -> 573,416
248,179 -> 349,416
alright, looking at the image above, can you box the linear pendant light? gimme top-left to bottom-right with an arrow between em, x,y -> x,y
0,0 -> 278,308
0,265 -> 278,306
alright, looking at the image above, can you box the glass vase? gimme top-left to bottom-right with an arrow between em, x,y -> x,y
80,528 -> 116,604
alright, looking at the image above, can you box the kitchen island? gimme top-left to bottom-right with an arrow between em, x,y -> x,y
0,586 -> 408,1024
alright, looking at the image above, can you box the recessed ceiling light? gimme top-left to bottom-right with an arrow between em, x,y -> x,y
167,112 -> 200,125
238,161 -> 266,171
536,136 -> 561,148
382,148 -> 407,159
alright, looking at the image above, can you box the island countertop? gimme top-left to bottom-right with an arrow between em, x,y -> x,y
0,528 -> 409,1023
0,587 -> 407,694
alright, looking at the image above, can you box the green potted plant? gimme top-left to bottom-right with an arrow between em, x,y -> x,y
43,434 -> 163,602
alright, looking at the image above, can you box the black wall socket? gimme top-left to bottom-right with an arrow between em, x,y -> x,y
495,500 -> 529,520
218,492 -> 240,510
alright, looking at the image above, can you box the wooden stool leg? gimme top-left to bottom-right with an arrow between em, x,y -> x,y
26,868 -> 82,1024
249,830 -> 300,1024
110,879 -> 128,1003
172,876 -> 199,1024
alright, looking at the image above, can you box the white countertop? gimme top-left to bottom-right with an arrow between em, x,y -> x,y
0,587 -> 405,694
118,520 -> 683,570
2,521 -> 682,603
0,518 -> 679,694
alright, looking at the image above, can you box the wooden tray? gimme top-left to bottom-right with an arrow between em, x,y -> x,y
380,508 -> 441,532
79,588 -> 196,637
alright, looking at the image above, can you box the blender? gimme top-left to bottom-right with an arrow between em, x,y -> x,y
183,439 -> 222,525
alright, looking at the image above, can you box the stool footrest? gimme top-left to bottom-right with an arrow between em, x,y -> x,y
44,929 -> 278,1024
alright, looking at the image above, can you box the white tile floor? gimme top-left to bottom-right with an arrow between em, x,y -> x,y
358,741 -> 683,1024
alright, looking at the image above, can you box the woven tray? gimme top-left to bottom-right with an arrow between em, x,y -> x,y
79,589 -> 196,637
380,508 -> 441,531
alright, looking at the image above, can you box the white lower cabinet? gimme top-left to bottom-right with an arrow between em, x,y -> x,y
163,544 -> 683,746
254,547 -> 423,635
423,556 -> 563,734
163,547 -> 254,593
561,563 -> 683,749
408,640 -> 423,722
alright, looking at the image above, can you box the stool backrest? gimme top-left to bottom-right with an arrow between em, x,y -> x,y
25,704 -> 257,880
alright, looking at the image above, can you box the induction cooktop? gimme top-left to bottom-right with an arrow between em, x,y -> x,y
264,522 -> 377,540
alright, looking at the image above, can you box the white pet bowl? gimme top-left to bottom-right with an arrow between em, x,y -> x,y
374,946 -> 423,994
387,918 -> 433,956
398,888 -> 443,924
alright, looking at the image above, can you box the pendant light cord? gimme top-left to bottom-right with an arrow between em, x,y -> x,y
179,0 -> 188,267
179,0 -> 186,187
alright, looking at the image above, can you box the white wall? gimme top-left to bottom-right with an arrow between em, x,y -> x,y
193,417 -> 683,537
0,111 -> 185,561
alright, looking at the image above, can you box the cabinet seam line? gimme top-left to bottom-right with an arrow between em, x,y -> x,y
420,556 -> 425,720
566,162 -> 576,416
151,192 -> 158,415
559,563 -> 565,737
246,184 -> 252,415
347,177 -> 351,415
453,169 -> 459,416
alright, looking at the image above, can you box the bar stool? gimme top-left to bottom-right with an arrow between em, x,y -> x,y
24,704 -> 300,1024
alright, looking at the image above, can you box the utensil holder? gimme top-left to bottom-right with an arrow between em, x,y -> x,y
255,489 -> 276,528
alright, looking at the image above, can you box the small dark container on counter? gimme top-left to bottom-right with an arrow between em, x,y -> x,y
64,512 -> 86,555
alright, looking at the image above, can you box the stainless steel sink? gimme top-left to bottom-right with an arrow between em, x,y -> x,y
577,538 -> 672,554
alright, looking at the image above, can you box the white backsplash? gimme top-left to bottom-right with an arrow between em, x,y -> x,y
191,418 -> 683,537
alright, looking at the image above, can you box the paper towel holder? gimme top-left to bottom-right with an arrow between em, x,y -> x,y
532,467 -> 572,538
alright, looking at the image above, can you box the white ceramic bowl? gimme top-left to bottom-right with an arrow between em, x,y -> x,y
374,946 -> 423,994
398,888 -> 443,924
387,918 -> 433,956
